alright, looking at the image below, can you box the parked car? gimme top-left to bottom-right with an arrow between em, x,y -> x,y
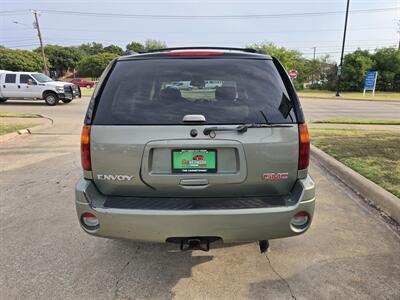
205,80 -> 223,89
70,78 -> 96,88
75,47 -> 314,252
0,71 -> 81,106
165,81 -> 192,90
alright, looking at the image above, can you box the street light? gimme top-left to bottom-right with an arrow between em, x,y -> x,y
13,21 -> 32,29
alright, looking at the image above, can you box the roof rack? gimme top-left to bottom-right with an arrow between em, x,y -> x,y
141,47 -> 258,54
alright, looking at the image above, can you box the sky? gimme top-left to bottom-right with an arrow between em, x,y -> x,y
1,0 -> 399,62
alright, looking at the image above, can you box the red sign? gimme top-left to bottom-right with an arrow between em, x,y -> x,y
289,69 -> 298,79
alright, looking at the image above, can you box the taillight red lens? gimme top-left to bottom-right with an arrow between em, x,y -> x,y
165,51 -> 224,56
298,123 -> 310,170
81,125 -> 91,171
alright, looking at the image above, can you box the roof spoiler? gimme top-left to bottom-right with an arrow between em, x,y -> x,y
141,47 -> 259,54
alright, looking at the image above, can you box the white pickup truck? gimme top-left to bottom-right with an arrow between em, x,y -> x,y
0,71 -> 81,106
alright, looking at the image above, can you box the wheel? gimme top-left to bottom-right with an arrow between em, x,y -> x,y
62,99 -> 72,104
0,98 -> 8,103
44,92 -> 59,106
86,84 -> 91,89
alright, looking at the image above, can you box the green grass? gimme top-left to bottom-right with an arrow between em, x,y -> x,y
310,128 -> 400,198
0,112 -> 40,118
0,124 -> 35,135
314,118 -> 400,125
298,90 -> 400,101
80,87 -> 94,97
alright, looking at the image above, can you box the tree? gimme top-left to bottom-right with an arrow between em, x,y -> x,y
372,47 -> 400,91
78,42 -> 104,55
0,48 -> 48,71
77,52 -> 118,78
36,45 -> 85,74
144,39 -> 167,50
126,41 -> 145,52
341,49 -> 374,91
249,42 -> 304,71
102,45 -> 124,55
126,40 -> 167,52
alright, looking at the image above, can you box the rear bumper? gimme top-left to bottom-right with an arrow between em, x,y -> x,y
75,176 -> 315,243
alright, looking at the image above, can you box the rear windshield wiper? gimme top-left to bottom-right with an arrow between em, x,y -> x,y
203,123 -> 294,136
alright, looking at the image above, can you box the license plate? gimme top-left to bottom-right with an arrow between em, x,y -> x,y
172,149 -> 217,173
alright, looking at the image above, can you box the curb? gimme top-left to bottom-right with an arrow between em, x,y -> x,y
0,115 -> 53,143
299,96 -> 400,103
311,145 -> 400,224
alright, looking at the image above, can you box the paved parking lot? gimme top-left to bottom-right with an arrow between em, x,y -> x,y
1,98 -> 399,299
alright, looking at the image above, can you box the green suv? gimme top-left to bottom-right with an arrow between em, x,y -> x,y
75,47 -> 315,251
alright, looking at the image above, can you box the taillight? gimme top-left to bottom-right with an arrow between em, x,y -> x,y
165,51 -> 224,56
298,123 -> 310,170
81,125 -> 91,171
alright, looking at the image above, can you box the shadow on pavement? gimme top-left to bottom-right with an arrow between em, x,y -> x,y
249,253 -> 400,299
0,100 -> 70,106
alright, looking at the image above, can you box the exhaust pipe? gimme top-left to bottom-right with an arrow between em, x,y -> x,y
259,240 -> 270,253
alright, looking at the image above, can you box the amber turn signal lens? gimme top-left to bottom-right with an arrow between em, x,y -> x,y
298,123 -> 310,170
81,125 -> 91,171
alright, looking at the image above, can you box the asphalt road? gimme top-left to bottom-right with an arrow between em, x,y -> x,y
300,98 -> 400,122
1,98 -> 400,299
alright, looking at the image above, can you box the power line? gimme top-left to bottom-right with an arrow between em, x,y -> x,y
0,38 -> 37,43
0,10 -> 27,15
35,7 -> 399,19
32,26 -> 393,35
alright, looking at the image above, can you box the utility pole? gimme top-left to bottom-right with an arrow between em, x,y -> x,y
336,0 -> 350,97
312,47 -> 316,85
32,10 -> 49,75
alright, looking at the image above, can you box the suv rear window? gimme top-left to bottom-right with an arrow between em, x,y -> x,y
93,58 -> 296,125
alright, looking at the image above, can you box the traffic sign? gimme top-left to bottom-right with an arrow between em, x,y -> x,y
289,69 -> 298,79
363,71 -> 378,96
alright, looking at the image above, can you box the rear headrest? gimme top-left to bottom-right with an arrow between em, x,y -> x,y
215,86 -> 236,101
160,88 -> 182,100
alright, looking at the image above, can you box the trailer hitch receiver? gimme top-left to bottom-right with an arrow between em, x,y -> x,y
166,236 -> 221,252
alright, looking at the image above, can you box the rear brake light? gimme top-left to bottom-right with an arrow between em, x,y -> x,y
165,51 -> 224,56
81,125 -> 91,171
298,123 -> 310,170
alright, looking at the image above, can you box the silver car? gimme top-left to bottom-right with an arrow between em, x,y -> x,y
75,47 -> 315,252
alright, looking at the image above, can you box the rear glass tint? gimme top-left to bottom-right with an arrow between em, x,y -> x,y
93,58 -> 296,125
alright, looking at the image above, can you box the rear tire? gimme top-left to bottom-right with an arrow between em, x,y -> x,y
0,98 -> 8,103
44,92 -> 59,106
62,99 -> 72,104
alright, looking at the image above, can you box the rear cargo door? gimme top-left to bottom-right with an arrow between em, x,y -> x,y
89,56 -> 299,197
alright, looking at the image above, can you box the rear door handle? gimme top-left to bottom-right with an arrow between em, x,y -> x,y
180,178 -> 209,186
179,178 -> 209,189
2,85 -> 5,88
